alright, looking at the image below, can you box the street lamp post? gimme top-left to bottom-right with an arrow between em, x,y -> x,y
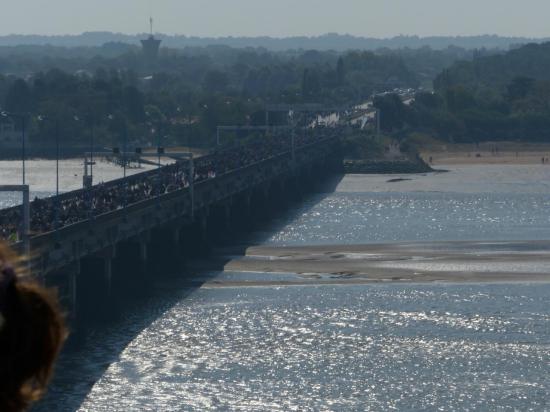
21,117 -> 26,185
107,114 -> 129,178
76,115 -> 94,189
123,123 -> 127,178
90,119 -> 95,185
0,110 -> 27,185
107,114 -> 129,210
189,154 -> 194,219
37,115 -> 61,233
145,111 -> 164,198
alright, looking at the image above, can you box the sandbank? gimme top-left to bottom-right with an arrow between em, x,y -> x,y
194,241 -> 550,287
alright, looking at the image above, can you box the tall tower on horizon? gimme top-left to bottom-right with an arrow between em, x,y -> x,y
141,17 -> 161,61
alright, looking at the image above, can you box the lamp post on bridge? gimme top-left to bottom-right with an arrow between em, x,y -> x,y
107,114 -> 128,178
37,115 -> 62,234
145,110 -> 167,199
107,114 -> 130,211
0,110 -> 28,185
77,115 -> 95,189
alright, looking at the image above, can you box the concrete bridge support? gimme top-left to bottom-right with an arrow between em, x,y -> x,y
207,200 -> 235,242
51,261 -> 83,338
112,234 -> 150,295
247,184 -> 273,224
181,212 -> 210,258
68,263 -> 79,326
267,177 -> 291,212
149,223 -> 187,274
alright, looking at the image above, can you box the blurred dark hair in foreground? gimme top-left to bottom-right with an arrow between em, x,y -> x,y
0,242 -> 67,412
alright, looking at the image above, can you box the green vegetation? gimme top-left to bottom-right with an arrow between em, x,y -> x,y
372,42 -> 550,144
0,48 -> 420,148
5,40 -> 549,150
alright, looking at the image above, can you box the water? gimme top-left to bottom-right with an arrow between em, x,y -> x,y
31,165 -> 550,411
48,282 -> 550,411
264,191 -> 550,245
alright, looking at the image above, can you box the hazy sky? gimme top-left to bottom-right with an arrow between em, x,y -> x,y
1,0 -> 549,38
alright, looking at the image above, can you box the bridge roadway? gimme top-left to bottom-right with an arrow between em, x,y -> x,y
16,135 -> 341,327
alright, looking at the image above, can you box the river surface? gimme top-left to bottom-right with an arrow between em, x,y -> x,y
26,164 -> 550,411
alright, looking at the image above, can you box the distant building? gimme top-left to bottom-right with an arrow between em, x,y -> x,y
141,18 -> 161,61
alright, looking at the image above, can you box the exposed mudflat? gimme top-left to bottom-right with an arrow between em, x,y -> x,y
193,241 -> 550,286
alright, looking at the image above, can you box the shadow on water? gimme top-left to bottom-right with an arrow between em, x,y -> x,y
33,276 -> 218,412
203,173 -> 345,265
33,173 -> 344,412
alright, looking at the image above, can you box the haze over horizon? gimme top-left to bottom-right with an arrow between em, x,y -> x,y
1,0 -> 550,38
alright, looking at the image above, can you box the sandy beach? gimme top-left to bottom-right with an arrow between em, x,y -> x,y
192,241 -> 550,287
420,142 -> 550,165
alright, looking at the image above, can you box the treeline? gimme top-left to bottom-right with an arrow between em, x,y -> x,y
375,42 -> 550,143
0,48 -> 419,148
0,32 -> 544,51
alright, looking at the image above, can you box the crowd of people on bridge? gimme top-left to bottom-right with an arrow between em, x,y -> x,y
0,128 -> 336,242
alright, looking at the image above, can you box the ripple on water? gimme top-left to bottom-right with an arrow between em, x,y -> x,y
76,283 -> 550,411
265,192 -> 550,246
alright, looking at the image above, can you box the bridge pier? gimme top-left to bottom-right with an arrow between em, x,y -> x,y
197,213 -> 210,254
97,245 -> 117,301
249,184 -> 273,222
223,202 -> 233,231
112,235 -> 150,295
268,177 -> 291,211
56,260 -> 85,342
149,223 -> 187,274
181,212 -> 210,257
68,264 -> 79,326
76,244 -> 118,323
207,200 -> 234,242
229,191 -> 254,231
104,257 -> 113,299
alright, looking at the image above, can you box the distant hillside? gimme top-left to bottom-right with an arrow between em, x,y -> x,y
0,32 -> 547,51
434,42 -> 550,91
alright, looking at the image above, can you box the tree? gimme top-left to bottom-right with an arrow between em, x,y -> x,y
4,79 -> 31,113
123,86 -> 145,122
202,70 -> 229,94
445,86 -> 476,112
336,57 -> 346,85
302,68 -> 321,99
373,94 -> 407,131
507,76 -> 535,101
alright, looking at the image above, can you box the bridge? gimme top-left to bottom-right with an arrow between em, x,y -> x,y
1,129 -> 342,329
